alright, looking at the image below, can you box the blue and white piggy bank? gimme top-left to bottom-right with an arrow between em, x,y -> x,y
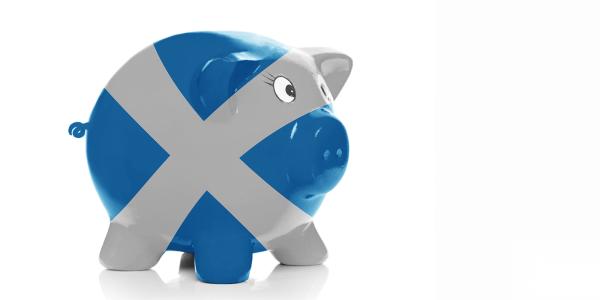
69,32 -> 352,284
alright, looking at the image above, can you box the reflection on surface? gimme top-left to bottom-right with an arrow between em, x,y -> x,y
99,253 -> 328,300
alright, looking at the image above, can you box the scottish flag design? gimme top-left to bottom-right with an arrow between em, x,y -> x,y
73,32 -> 352,283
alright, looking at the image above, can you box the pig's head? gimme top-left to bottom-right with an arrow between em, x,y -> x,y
238,48 -> 352,216
155,32 -> 352,216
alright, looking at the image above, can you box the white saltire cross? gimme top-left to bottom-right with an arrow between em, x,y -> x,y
99,46 -> 330,269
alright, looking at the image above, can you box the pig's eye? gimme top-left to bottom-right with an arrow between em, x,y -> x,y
273,76 -> 296,103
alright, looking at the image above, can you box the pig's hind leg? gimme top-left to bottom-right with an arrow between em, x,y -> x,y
99,222 -> 165,270
270,222 -> 328,266
192,236 -> 253,284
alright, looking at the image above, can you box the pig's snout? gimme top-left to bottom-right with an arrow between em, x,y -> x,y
312,112 -> 349,171
240,105 -> 349,214
286,106 -> 349,194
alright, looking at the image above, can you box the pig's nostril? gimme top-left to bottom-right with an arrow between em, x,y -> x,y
323,149 -> 331,160
323,148 -> 345,162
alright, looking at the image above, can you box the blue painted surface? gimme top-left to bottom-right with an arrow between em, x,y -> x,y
154,32 -> 288,120
86,90 -> 169,219
242,105 -> 349,216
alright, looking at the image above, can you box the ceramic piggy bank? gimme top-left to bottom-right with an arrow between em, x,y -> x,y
69,32 -> 352,284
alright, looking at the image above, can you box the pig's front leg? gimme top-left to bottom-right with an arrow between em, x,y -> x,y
99,223 -> 165,270
269,222 -> 328,265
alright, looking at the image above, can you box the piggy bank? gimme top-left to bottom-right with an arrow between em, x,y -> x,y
69,32 -> 352,284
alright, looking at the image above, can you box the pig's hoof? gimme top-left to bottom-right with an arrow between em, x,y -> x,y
192,238 -> 253,284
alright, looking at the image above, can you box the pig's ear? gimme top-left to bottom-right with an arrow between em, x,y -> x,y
302,47 -> 353,100
191,52 -> 265,117
196,52 -> 265,96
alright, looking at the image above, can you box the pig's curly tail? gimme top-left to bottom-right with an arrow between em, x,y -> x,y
68,121 -> 88,138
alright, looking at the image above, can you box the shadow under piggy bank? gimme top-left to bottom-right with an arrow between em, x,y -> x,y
99,253 -> 329,300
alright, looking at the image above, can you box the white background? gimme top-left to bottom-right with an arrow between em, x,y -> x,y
0,0 -> 599,299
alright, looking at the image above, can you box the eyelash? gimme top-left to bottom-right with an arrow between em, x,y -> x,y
262,72 -> 275,86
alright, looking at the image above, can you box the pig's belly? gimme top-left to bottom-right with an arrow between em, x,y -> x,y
166,192 -> 267,253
